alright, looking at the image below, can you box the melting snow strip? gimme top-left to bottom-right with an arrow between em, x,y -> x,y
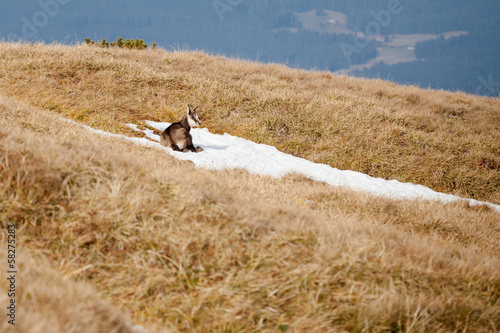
69,119 -> 500,214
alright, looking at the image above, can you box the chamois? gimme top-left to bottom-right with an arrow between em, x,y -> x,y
160,105 -> 204,153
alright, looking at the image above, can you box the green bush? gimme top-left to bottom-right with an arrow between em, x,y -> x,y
84,37 -> 156,50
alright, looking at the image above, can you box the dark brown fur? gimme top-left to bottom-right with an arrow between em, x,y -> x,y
160,106 -> 203,153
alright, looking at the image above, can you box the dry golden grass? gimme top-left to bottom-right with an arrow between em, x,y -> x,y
0,42 -> 498,205
0,250 -> 136,333
1,91 -> 500,332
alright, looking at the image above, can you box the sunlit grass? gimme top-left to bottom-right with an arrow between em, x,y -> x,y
0,42 -> 499,332
0,42 -> 498,204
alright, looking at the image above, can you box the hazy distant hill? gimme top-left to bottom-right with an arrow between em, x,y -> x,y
1,0 -> 499,95
353,31 -> 500,97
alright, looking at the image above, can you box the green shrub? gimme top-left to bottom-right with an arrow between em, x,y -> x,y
84,37 -> 156,50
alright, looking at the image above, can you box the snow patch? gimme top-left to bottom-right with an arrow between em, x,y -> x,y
71,119 -> 500,213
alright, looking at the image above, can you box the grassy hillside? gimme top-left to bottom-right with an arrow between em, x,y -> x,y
0,43 -> 499,332
0,42 -> 498,205
0,249 -> 136,333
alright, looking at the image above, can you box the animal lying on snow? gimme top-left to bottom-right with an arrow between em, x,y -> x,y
160,105 -> 204,153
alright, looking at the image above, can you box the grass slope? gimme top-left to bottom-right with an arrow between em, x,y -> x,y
1,92 -> 500,331
0,42 -> 499,205
0,250 -> 136,333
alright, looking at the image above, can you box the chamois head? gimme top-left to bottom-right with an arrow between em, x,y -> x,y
187,105 -> 201,128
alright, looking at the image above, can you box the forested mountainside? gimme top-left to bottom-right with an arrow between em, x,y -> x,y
2,0 -> 499,95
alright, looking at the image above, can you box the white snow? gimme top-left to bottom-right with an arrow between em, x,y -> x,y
74,119 -> 500,213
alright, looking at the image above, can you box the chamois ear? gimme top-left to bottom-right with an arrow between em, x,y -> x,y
187,105 -> 191,114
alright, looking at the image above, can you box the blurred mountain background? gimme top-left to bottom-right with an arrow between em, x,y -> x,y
2,0 -> 499,96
